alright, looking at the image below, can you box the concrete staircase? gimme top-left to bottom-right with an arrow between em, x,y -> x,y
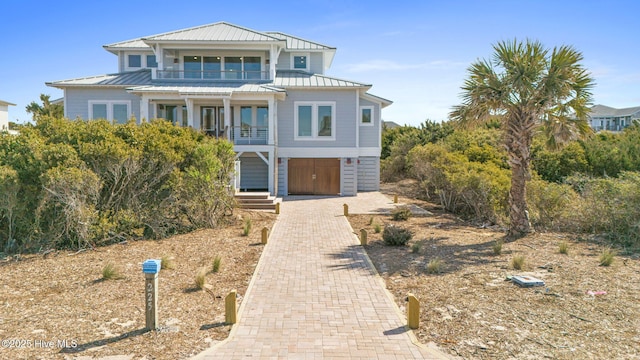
235,192 -> 278,211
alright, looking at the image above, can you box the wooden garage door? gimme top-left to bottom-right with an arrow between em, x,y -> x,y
288,158 -> 340,195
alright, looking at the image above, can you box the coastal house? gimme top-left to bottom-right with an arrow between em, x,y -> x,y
589,104 -> 640,132
47,22 -> 391,197
0,100 -> 15,131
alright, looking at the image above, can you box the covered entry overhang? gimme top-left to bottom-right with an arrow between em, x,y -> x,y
128,84 -> 285,196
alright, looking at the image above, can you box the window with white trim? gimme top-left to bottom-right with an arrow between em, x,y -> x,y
128,55 -> 141,68
360,106 -> 374,126
294,102 -> 335,140
291,53 -> 310,71
89,101 -> 131,124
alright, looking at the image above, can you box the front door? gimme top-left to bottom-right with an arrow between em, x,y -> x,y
288,158 -> 340,195
201,107 -> 228,138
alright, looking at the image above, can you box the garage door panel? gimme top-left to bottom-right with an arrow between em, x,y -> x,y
288,158 -> 340,195
288,158 -> 314,195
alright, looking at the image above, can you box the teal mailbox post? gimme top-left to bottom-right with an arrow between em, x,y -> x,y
143,259 -> 161,330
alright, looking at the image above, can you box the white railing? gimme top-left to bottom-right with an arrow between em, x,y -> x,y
230,126 -> 268,145
156,70 -> 269,81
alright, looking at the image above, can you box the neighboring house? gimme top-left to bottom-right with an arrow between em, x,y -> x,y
0,100 -> 15,131
47,22 -> 391,197
589,104 -> 640,132
383,120 -> 401,129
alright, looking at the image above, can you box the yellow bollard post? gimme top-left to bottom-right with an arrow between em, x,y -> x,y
275,202 -> 280,215
261,227 -> 269,244
407,293 -> 420,329
360,229 -> 367,246
394,194 -> 398,203
225,290 -> 237,325
343,203 -> 349,216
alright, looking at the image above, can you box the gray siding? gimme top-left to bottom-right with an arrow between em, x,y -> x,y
276,51 -> 324,74
358,98 -> 381,148
277,157 -> 287,196
341,158 -> 356,196
65,88 -> 141,121
239,154 -> 268,190
357,157 -> 380,191
277,89 -> 357,148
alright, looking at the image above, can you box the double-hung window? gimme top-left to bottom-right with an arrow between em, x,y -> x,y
294,102 -> 336,140
89,101 -> 131,124
360,106 -> 374,126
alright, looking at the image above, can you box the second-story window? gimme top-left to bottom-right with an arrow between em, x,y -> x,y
294,102 -> 335,140
294,56 -> 307,70
184,56 -> 202,79
128,55 -> 141,68
146,55 -> 158,68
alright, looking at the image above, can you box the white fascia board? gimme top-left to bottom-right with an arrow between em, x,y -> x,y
324,49 -> 337,71
233,144 -> 275,153
277,147 -> 380,158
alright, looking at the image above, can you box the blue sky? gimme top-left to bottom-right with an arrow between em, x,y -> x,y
1,0 -> 639,126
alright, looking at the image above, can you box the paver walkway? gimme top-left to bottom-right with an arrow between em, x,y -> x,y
193,193 -> 448,359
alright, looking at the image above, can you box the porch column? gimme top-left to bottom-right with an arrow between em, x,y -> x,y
267,150 -> 275,195
185,98 -> 195,128
268,98 -> 275,145
269,45 -> 277,80
140,95 -> 149,123
223,98 -> 231,140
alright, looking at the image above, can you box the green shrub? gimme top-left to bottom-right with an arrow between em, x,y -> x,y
102,263 -> 122,280
599,248 -> 615,266
242,217 -> 252,236
492,240 -> 503,255
526,179 -> 579,230
194,267 -> 208,289
374,223 -> 382,233
411,242 -> 422,253
558,241 -> 569,255
426,258 -> 444,274
212,255 -> 222,273
391,206 -> 412,221
161,255 -> 175,270
511,255 -> 525,270
382,225 -> 412,246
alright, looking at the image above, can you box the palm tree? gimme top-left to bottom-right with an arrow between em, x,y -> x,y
450,39 -> 593,237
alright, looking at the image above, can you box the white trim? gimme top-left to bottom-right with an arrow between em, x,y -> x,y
293,101 -> 336,141
360,105 -> 374,126
290,52 -> 310,72
88,100 -> 132,123
278,147 -> 380,158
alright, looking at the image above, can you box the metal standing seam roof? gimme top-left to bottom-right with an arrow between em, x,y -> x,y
127,84 -> 285,95
0,100 -> 16,106
265,32 -> 335,50
274,71 -> 370,88
46,70 -> 153,87
142,22 -> 283,43
590,104 -> 640,117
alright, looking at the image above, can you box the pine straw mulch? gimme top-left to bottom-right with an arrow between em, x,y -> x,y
0,210 -> 277,360
347,180 -> 640,360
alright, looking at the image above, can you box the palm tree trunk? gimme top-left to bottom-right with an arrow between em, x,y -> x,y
508,160 -> 531,237
506,111 -> 534,237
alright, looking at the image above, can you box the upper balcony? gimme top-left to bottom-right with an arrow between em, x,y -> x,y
154,69 -> 270,81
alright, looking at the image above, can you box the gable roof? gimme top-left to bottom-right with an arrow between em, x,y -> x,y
590,104 -> 640,117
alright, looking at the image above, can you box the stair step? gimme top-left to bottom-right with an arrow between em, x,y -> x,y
236,197 -> 276,204
234,192 -> 271,200
237,202 -> 277,210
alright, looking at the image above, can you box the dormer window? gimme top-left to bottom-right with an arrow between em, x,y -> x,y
291,53 -> 310,72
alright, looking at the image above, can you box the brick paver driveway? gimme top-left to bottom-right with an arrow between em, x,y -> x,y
193,194 -> 448,359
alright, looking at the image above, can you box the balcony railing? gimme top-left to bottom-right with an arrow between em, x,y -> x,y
156,70 -> 269,81
230,126 -> 268,145
592,125 -> 628,132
